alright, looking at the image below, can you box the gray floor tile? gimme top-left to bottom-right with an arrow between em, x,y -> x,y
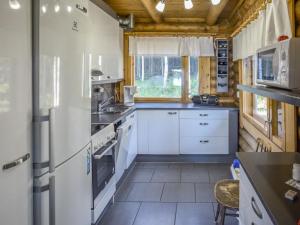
133,202 -> 176,225
208,165 -> 232,184
181,167 -> 209,183
128,168 -> 154,182
169,163 -> 195,169
115,182 -> 135,202
98,202 -> 140,225
161,183 -> 195,202
195,183 -> 216,203
175,203 -> 215,225
213,203 -> 239,225
127,183 -> 164,202
139,162 -> 170,169
151,168 -> 180,182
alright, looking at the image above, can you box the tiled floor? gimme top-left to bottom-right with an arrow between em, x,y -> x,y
98,162 -> 238,225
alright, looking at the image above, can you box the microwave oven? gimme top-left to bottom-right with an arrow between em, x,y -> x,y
256,38 -> 300,90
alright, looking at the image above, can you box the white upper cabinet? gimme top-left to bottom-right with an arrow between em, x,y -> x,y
88,1 -> 123,80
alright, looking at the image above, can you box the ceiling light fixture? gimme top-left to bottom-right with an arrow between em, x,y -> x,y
9,0 -> 21,10
155,0 -> 165,12
211,0 -> 221,5
184,0 -> 193,9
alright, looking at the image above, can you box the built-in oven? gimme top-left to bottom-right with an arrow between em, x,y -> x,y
92,139 -> 117,201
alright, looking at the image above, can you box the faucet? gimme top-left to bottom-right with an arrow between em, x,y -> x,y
98,96 -> 114,112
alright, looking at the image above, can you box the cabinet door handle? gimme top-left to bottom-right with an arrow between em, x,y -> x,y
199,114 -> 208,117
2,153 -> 30,171
200,140 -> 209,144
251,197 -> 263,220
168,112 -> 177,115
199,123 -> 209,126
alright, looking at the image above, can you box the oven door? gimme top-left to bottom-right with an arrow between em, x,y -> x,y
92,140 -> 117,201
257,47 -> 280,86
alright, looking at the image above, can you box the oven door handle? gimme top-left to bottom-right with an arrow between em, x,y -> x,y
93,140 -> 118,160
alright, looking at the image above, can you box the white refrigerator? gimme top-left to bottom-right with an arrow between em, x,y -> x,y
33,1 -> 92,225
0,1 -> 32,225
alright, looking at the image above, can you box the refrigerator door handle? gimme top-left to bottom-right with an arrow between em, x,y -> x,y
49,176 -> 56,225
2,153 -> 30,171
49,108 -> 55,173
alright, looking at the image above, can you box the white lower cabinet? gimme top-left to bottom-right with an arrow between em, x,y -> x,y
180,119 -> 228,137
137,109 -> 230,155
137,110 -> 179,154
180,137 -> 228,154
179,110 -> 229,154
239,167 -> 274,225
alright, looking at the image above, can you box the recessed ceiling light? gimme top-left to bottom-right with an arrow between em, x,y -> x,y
211,0 -> 221,5
156,0 -> 165,12
9,0 -> 21,10
184,0 -> 193,9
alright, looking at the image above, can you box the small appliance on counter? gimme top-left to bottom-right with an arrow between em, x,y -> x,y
124,86 -> 137,106
192,94 -> 219,105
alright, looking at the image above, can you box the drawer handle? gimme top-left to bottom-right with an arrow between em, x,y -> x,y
251,197 -> 263,220
199,123 -> 208,126
200,140 -> 209,144
199,114 -> 208,117
168,112 -> 177,115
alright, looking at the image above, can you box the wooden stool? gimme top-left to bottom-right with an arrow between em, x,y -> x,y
214,179 -> 239,225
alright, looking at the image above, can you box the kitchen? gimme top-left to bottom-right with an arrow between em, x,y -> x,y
1,0 -> 300,225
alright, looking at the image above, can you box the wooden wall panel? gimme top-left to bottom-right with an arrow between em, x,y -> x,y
199,57 -> 211,95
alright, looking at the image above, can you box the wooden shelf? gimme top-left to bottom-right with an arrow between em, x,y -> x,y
237,84 -> 300,107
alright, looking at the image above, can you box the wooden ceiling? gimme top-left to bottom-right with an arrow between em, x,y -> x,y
99,0 -> 266,35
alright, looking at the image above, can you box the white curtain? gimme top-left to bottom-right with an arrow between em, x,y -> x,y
178,37 -> 215,57
129,36 -> 215,57
129,37 -> 179,56
233,0 -> 292,61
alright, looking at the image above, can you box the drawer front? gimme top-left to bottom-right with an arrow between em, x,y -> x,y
180,119 -> 228,137
180,137 -> 229,154
240,167 -> 274,225
180,110 -> 229,120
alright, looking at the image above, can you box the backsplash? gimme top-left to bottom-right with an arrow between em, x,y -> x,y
91,83 -> 115,113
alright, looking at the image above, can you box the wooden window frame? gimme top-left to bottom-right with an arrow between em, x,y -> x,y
132,55 -> 201,103
240,57 -> 297,151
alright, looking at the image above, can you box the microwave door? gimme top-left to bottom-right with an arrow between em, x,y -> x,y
257,48 -> 280,85
272,48 -> 280,84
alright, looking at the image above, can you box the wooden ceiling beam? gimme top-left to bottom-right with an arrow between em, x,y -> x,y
139,0 -> 162,23
133,22 -> 231,33
206,0 -> 230,26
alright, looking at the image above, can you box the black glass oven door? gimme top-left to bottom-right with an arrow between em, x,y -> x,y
92,142 -> 116,201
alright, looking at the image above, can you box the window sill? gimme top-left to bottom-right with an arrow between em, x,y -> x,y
243,113 -> 268,136
134,97 -> 182,103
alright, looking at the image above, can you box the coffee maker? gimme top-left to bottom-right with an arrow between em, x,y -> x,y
123,86 -> 137,106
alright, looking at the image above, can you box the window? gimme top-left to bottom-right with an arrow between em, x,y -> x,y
253,95 -> 268,124
189,57 -> 199,97
135,56 -> 183,98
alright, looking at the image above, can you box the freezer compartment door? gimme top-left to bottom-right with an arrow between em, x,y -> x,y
55,143 -> 92,225
35,144 -> 92,225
